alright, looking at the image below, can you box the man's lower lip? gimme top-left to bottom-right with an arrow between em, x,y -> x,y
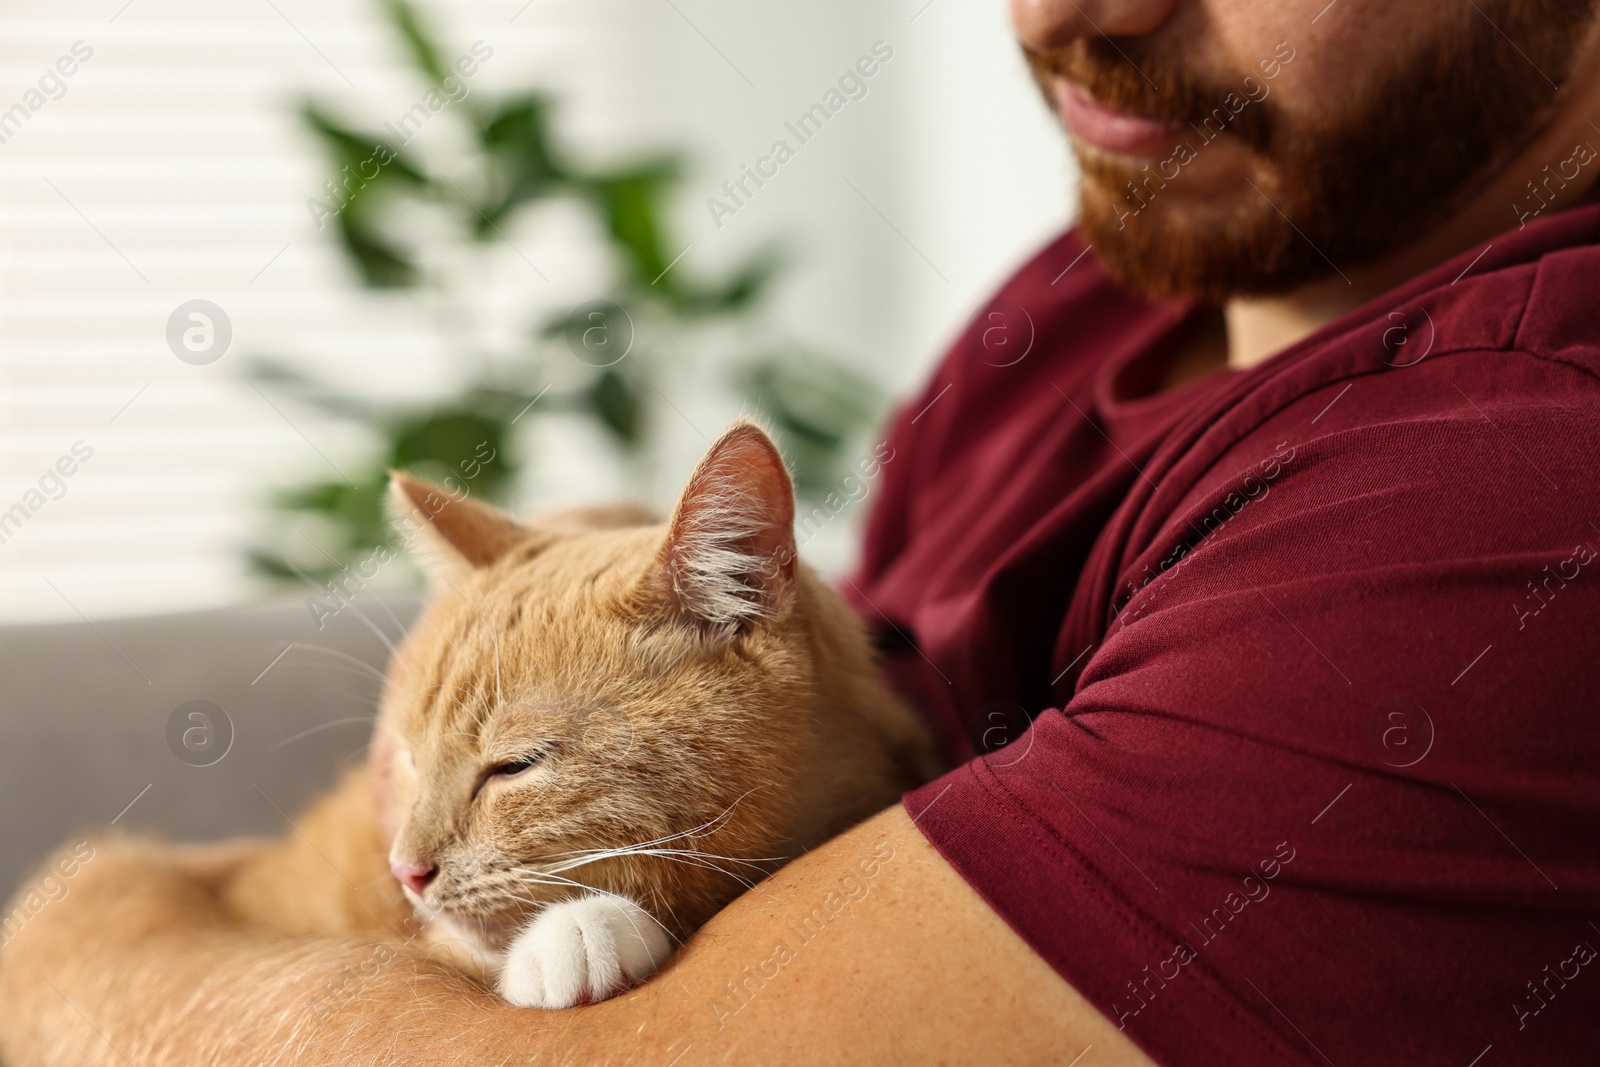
1056,82 -> 1187,156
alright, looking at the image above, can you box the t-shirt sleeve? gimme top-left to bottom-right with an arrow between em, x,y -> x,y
904,349 -> 1600,1066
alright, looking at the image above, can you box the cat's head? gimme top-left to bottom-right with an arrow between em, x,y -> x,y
372,421 -> 824,951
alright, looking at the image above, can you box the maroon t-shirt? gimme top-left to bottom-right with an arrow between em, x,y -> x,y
854,202 -> 1600,1064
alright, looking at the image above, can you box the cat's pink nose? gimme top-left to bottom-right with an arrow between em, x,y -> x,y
390,860 -> 437,896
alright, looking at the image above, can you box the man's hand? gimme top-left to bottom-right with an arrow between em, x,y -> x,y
0,809 -> 1155,1066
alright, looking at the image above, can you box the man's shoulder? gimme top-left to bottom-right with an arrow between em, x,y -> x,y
1149,248 -> 1600,589
1201,218 -> 1600,490
1194,336 -> 1600,510
1156,339 -> 1600,606
1393,203 -> 1600,376
1503,237 -> 1600,373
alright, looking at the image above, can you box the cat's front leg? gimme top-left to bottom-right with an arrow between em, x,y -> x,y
498,893 -> 673,1009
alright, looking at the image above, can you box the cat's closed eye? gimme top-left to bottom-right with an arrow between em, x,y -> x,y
491,754 -> 545,779
473,752 -> 549,797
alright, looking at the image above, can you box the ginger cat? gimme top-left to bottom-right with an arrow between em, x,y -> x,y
223,421 -> 937,1008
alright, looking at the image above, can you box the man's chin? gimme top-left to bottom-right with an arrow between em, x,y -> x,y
1076,177 -> 1316,304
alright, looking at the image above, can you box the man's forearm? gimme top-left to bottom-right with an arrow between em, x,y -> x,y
0,838 -> 514,1067
0,837 -> 697,1067
1,813 -> 1152,1067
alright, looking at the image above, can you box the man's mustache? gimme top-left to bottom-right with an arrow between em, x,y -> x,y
1024,39 -> 1274,151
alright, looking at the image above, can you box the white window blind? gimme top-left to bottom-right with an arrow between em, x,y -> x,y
0,0 -> 649,622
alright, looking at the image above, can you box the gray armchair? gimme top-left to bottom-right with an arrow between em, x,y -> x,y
0,594 -> 420,901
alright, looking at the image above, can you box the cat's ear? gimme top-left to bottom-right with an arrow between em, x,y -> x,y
648,420 -> 797,630
388,471 -> 531,582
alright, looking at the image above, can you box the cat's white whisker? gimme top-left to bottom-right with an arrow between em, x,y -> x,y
283,642 -> 390,682
502,868 -> 599,895
340,596 -> 401,657
276,551 -> 402,660
267,715 -> 376,752
650,890 -> 686,943
526,845 -> 778,893
521,790 -> 784,896
542,847 -> 781,875
363,593 -> 412,650
539,786 -> 770,865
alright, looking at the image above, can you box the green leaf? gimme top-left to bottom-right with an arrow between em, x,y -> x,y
378,0 -> 451,88
335,210 -> 417,288
300,103 -> 425,287
274,479 -> 390,548
248,358 -> 386,423
387,410 -> 514,499
679,245 -> 785,316
274,480 -> 349,513
741,355 -> 880,439
588,367 -> 642,445
578,159 -> 683,291
301,103 -> 426,186
736,354 -> 885,494
247,550 -> 314,581
470,93 -> 565,233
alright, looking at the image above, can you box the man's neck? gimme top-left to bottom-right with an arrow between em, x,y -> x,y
1223,24 -> 1600,372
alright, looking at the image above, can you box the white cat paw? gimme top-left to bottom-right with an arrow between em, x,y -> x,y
498,893 -> 673,1009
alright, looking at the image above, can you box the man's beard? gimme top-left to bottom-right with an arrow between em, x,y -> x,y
1029,2 -> 1599,304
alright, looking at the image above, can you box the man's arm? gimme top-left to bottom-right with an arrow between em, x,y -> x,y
0,806 -> 1155,1067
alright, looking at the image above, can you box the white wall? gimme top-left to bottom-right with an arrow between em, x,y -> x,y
0,0 -> 1073,622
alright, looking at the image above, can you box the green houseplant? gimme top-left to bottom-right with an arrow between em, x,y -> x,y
249,0 -> 884,586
